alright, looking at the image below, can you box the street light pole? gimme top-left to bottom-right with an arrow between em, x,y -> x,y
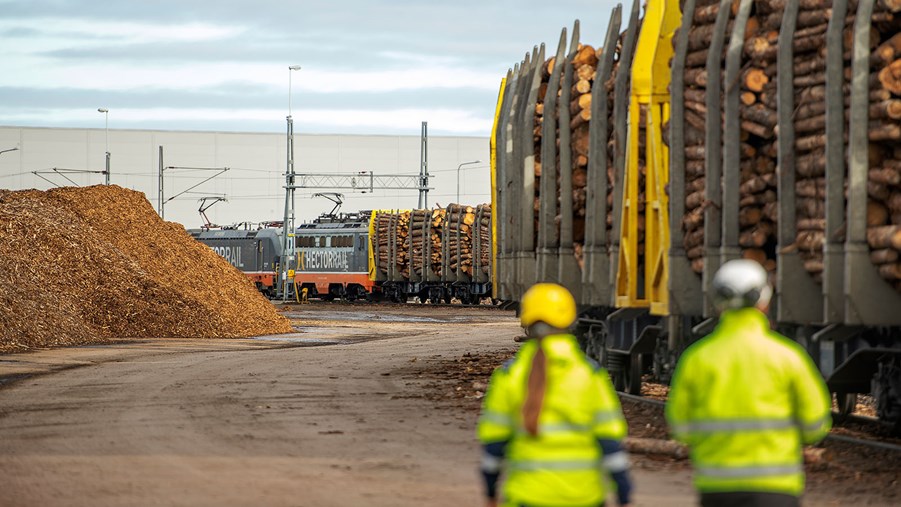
97,108 -> 110,184
288,65 -> 301,116
281,65 -> 302,302
456,160 -> 481,203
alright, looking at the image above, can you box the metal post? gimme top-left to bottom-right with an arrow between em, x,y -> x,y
281,66 -> 301,302
158,146 -> 164,219
288,65 -> 301,116
456,160 -> 481,203
98,108 -> 109,184
419,121 -> 428,208
281,115 -> 296,302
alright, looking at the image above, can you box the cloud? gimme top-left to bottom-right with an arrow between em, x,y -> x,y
0,0 -> 622,135
0,106 -> 493,136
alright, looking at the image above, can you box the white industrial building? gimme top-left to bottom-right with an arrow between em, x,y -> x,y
0,126 -> 490,228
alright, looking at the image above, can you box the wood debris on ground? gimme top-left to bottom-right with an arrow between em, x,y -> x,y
409,348 -> 901,501
0,185 -> 292,352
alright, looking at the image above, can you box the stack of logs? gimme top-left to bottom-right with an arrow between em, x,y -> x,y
430,208 -> 447,277
373,211 -> 410,276
866,0 -> 901,289
569,42 -> 602,264
373,211 -> 393,274
736,0 -> 779,274
784,0 -> 849,282
400,208 -> 447,279
525,0 -> 901,290
533,42 -> 603,270
379,207 -> 489,280
476,204 -> 493,275
682,0 -> 736,273
405,209 -> 431,279
533,54 -> 556,249
446,204 -> 477,276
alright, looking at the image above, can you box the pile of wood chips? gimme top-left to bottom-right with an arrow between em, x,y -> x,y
0,185 -> 292,353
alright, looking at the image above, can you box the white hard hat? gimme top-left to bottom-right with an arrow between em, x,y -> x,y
712,259 -> 772,310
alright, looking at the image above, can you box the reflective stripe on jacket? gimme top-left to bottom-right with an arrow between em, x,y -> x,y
665,308 -> 832,496
477,334 -> 627,506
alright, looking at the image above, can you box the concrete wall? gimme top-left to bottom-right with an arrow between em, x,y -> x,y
0,126 -> 490,228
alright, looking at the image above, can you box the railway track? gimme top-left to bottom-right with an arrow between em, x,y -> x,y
617,390 -> 901,454
280,299 -> 511,310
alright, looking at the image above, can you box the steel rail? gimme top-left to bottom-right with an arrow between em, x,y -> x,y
616,392 -> 901,453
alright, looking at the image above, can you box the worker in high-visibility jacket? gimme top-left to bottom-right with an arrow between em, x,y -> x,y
666,259 -> 832,507
477,283 -> 633,507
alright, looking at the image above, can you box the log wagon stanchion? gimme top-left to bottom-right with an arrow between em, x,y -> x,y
489,0 -> 901,427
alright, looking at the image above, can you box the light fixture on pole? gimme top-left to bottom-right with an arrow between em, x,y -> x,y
281,65 -> 302,301
0,147 -> 19,156
97,108 -> 110,185
456,160 -> 481,203
288,65 -> 301,117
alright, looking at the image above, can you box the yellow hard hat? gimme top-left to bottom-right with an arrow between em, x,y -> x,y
520,283 -> 577,329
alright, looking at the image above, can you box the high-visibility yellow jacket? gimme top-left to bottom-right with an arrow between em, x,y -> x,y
665,308 -> 832,496
477,334 -> 628,506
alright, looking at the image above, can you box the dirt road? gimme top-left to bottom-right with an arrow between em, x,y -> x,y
0,304 -> 892,506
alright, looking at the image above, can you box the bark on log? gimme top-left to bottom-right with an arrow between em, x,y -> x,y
871,100 -> 901,120
869,201 -> 890,227
624,437 -> 689,459
798,218 -> 826,231
878,263 -> 901,281
797,231 -> 825,251
685,68 -> 708,88
872,32 -> 901,69
740,224 -> 774,248
867,225 -> 901,250
797,150 -> 826,177
870,167 -> 901,186
878,0 -> 901,14
766,0 -> 832,12
878,59 -> 901,95
694,3 -> 720,24
743,248 -> 768,265
742,103 -> 777,128
872,248 -> 900,264
870,123 -> 901,141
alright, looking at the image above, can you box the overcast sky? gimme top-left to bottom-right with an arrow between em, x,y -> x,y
0,0 -> 621,137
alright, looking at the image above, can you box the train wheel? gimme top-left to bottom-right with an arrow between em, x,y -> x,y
835,392 -> 858,421
608,353 -> 626,391
580,324 -> 606,365
625,353 -> 643,395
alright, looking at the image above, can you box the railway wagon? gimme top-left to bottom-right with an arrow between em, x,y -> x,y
192,205 -> 494,303
369,204 -> 494,304
294,212 -> 375,301
189,227 -> 282,297
492,0 -> 901,426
